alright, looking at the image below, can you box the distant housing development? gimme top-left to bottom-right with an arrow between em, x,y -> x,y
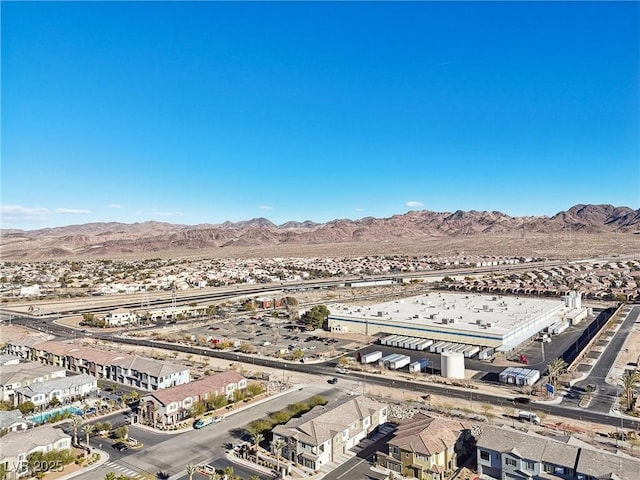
328,291 -> 588,352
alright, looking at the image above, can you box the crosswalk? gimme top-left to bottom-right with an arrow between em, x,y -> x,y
103,461 -> 144,479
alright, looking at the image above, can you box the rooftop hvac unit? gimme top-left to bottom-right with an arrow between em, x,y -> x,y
486,322 -> 493,328
476,319 -> 483,325
442,318 -> 449,324
377,311 -> 384,317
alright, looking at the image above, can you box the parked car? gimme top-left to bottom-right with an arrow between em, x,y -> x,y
112,442 -> 129,452
328,377 -> 338,384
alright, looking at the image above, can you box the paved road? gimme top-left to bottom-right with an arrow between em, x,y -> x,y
71,383 -> 344,480
562,305 -> 639,413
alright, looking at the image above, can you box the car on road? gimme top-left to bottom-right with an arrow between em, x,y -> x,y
112,442 -> 129,452
328,377 -> 338,384
513,397 -> 531,404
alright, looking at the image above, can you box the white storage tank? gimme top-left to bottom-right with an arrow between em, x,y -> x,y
440,351 -> 465,379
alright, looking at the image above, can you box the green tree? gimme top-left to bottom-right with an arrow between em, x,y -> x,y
113,425 -> 128,440
621,369 -> 640,411
104,473 -> 117,480
49,396 -> 61,408
246,383 -> 264,397
291,349 -> 304,360
547,357 -> 568,386
18,401 -> 36,415
0,463 -> 6,480
70,416 -> 83,445
301,305 -> 330,329
272,438 -> 286,472
210,394 -> 227,409
83,423 -> 96,447
190,401 -> 206,418
252,432 -> 264,451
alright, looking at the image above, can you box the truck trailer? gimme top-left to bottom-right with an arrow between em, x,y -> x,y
389,355 -> 411,370
361,351 -> 383,364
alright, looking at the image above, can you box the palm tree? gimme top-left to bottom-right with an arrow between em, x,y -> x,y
621,369 -> 640,411
222,466 -> 234,479
185,464 -> 197,480
104,473 -> 116,480
208,472 -> 221,480
70,416 -> 83,445
271,438 -> 286,473
251,432 -> 264,452
83,424 -> 96,448
546,357 -> 568,386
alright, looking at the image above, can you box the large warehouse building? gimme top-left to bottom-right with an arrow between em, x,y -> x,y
327,291 -> 586,352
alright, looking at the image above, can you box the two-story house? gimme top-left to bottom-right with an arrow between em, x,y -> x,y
0,362 -> 67,403
0,410 -> 28,435
272,395 -> 388,472
13,374 -> 97,407
0,426 -> 71,479
139,371 -> 247,426
477,425 -> 640,480
380,414 -> 475,480
108,356 -> 190,390
6,340 -> 190,391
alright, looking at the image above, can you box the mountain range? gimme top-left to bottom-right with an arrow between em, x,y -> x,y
1,204 -> 638,260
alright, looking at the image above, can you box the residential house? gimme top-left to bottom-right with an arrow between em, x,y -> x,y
0,425 -> 71,479
0,361 -> 67,403
13,374 -> 97,407
272,395 -> 388,471
476,425 -> 640,480
6,340 -> 190,391
108,355 -> 190,390
139,371 -> 247,426
379,414 -> 475,480
0,410 -> 28,435
4,336 -> 50,360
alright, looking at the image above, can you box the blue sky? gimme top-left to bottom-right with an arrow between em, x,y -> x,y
2,1 -> 639,230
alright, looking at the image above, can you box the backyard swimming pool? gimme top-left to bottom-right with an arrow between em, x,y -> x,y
29,406 -> 83,424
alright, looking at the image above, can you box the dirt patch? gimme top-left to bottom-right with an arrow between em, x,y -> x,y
615,330 -> 640,369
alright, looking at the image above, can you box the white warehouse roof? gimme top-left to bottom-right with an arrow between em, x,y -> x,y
328,292 -> 572,350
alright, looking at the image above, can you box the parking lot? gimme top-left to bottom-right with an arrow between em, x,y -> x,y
159,314 -> 352,361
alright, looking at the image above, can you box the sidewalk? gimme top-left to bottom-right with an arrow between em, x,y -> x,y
56,447 -> 110,480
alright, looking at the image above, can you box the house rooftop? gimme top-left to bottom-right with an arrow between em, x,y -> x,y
0,425 -> 70,458
388,413 -> 469,456
0,410 -> 27,430
14,373 -> 96,397
272,395 -> 386,446
144,371 -> 245,406
0,361 -> 66,386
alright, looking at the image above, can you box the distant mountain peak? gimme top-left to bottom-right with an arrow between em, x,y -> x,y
1,204 -> 637,259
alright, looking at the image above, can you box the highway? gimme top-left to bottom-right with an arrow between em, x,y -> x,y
0,258 -> 577,317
